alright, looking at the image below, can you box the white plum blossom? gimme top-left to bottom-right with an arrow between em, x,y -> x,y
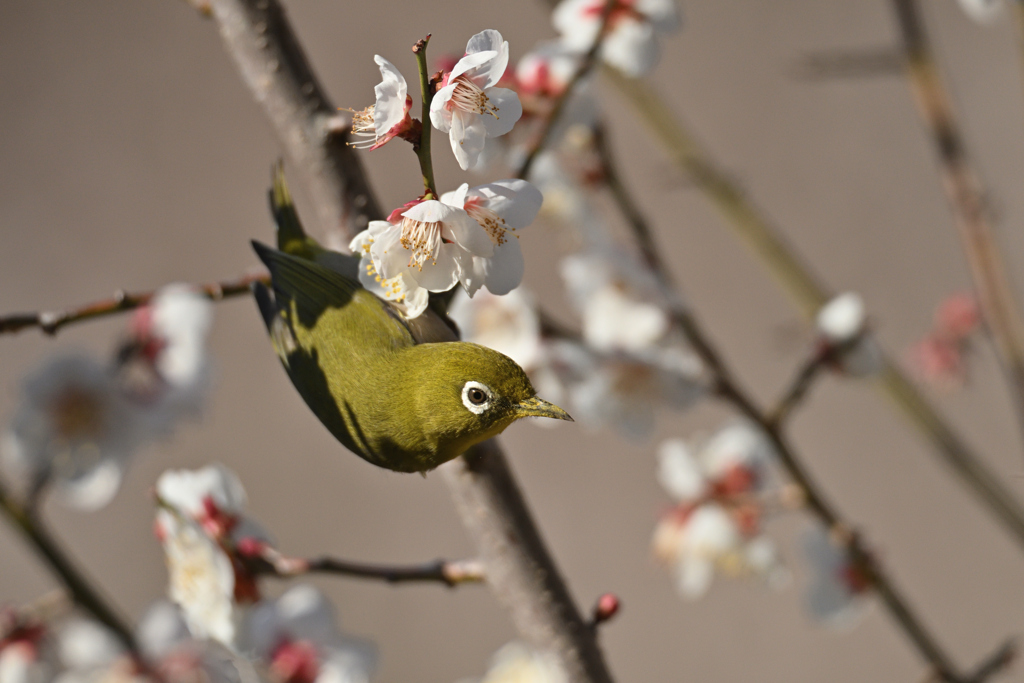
155,464 -> 265,648
657,422 -> 776,505
430,30 -> 523,170
349,55 -> 415,150
957,0 -> 1004,23
653,424 -> 787,598
349,180 -> 541,316
802,525 -> 870,626
537,340 -> 703,438
0,355 -> 148,510
123,284 -> 214,429
0,614 -> 53,683
53,610 -> 240,683
370,200 -> 493,293
243,585 -> 375,683
515,41 -> 581,98
816,292 -> 883,376
349,226 -> 431,319
136,602 -> 242,683
560,246 -> 674,353
652,502 -> 787,598
553,0 -> 682,77
457,641 -> 567,683
448,288 -> 542,371
440,180 -> 543,296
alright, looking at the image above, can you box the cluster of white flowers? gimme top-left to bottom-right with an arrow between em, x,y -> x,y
152,464 -> 376,683
0,606 -> 241,683
345,30 -> 550,318
553,0 -> 682,77
651,423 -> 789,597
0,285 -> 213,510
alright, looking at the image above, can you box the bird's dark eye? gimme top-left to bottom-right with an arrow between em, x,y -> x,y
462,381 -> 493,414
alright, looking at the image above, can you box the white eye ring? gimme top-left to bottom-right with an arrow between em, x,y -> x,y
462,381 -> 492,414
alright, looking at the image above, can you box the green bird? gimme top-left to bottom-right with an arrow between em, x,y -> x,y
252,170 -> 572,473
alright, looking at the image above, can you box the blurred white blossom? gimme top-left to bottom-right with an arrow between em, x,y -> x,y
553,0 -> 682,77
537,341 -> 702,438
561,248 -> 670,353
957,0 -> 1004,23
122,284 -> 214,430
815,292 -> 882,376
348,55 -> 415,150
457,641 -> 566,683
431,30 -> 523,170
448,288 -> 542,371
802,525 -> 869,626
243,585 -> 375,683
0,614 -> 53,683
653,424 -> 787,598
155,464 -> 265,648
1,355 -> 148,510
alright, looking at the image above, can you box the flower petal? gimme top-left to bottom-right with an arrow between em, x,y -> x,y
442,209 -> 494,257
602,17 -> 659,78
429,83 -> 457,132
479,88 -> 522,138
372,55 -> 408,134
471,179 -> 543,229
407,246 -> 460,292
449,50 -> 499,83
440,183 -> 470,210
483,239 -> 525,295
449,109 -> 488,170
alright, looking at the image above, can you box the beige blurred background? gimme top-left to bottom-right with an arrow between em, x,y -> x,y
2,0 -> 1024,680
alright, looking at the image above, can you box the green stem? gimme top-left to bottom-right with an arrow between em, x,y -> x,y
413,35 -> 437,198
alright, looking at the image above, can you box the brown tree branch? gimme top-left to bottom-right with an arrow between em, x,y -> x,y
203,0 -> 382,239
595,125 -> 1006,683
602,66 -> 1024,555
203,1 -> 615,680
890,0 -> 1024,463
245,544 -> 485,586
0,273 -> 268,336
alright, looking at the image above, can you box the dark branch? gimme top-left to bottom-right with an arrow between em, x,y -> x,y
0,272 -> 268,337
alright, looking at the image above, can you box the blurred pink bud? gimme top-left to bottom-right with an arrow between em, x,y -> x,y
936,293 -> 979,340
592,593 -> 620,625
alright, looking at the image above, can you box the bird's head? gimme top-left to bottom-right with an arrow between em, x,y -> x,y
414,342 -> 572,450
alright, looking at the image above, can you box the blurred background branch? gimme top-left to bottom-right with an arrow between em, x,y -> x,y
602,65 -> 1024,555
890,0 -> 1024,462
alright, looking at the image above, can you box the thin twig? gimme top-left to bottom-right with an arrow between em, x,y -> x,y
204,2 -> 616,680
246,545 -> 485,586
0,478 -> 138,655
595,124 -> 973,683
765,350 -> 829,427
965,639 -> 1016,683
602,65 -> 1024,554
515,0 -> 616,180
0,272 -> 268,337
890,0 -> 1024,462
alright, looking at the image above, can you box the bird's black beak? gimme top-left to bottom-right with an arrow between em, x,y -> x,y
516,396 -> 574,422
